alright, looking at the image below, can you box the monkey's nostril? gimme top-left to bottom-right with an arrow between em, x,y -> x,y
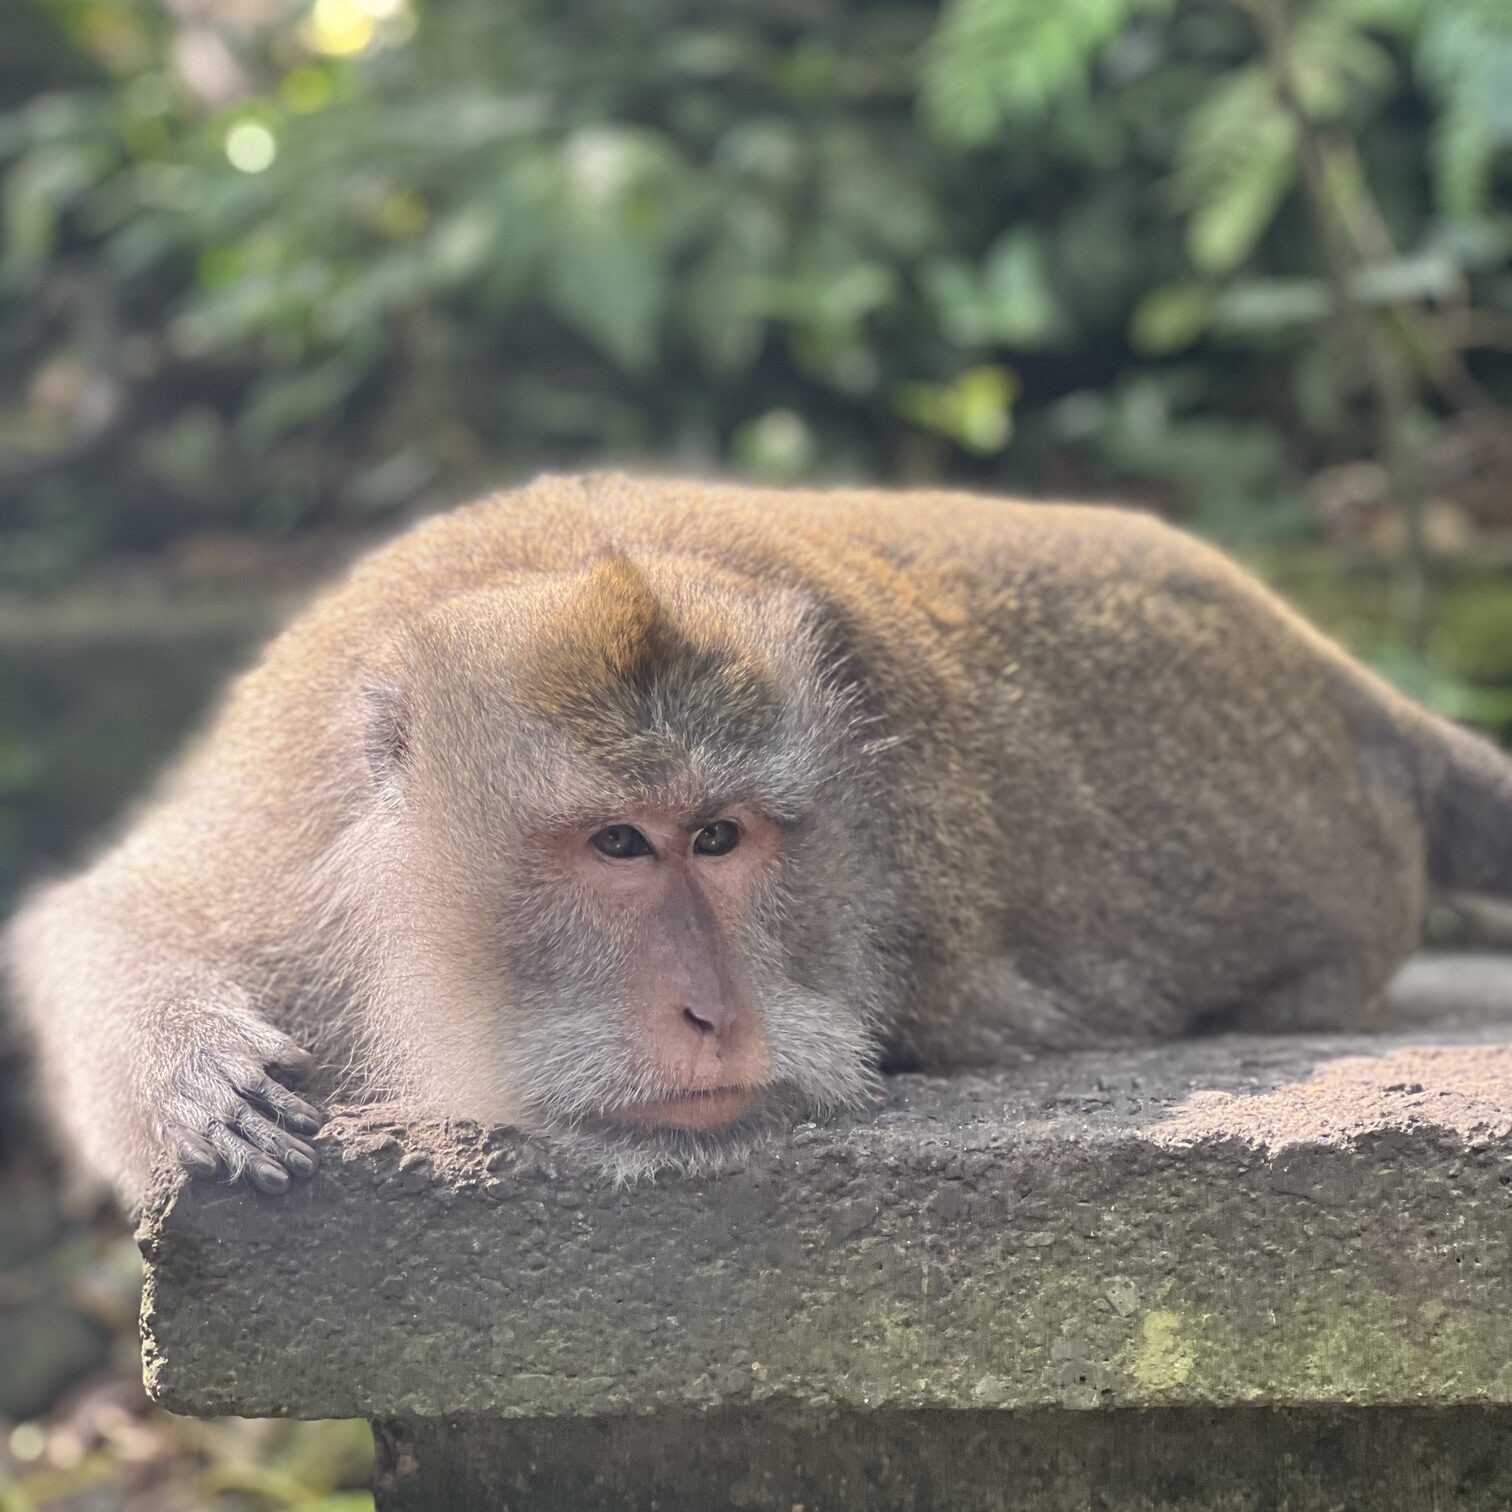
682,1005 -> 716,1036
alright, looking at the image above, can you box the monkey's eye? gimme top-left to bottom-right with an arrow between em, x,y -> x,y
692,820 -> 741,857
590,825 -> 654,860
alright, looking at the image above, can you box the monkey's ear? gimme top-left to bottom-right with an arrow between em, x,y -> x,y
361,681 -> 410,795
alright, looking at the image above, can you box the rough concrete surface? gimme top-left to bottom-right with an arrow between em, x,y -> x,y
140,953 -> 1512,1423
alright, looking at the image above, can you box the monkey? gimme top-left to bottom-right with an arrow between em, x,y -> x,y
6,472 -> 1512,1210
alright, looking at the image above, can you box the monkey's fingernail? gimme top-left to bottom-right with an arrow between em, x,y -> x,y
252,1160 -> 289,1192
285,1150 -> 315,1177
288,1111 -> 322,1134
181,1152 -> 217,1178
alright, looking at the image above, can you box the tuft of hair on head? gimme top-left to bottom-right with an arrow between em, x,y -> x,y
576,553 -> 665,681
516,552 -> 784,762
522,554 -> 670,718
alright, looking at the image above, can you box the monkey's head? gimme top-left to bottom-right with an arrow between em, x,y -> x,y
358,553 -> 895,1177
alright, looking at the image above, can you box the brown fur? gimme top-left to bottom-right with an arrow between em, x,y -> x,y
7,472 -> 1512,1208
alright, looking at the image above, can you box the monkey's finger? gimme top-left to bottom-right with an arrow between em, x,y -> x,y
165,1125 -> 221,1181
241,1070 -> 324,1134
265,1045 -> 318,1086
206,1122 -> 290,1194
235,1105 -> 319,1179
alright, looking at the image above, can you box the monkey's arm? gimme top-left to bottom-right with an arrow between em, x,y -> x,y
5,858 -> 327,1210
5,854 -> 328,1210
0,631 -> 356,1209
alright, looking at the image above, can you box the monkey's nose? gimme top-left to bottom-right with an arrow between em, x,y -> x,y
683,1003 -> 740,1040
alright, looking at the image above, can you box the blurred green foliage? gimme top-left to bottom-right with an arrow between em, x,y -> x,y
1,0 -> 1508,574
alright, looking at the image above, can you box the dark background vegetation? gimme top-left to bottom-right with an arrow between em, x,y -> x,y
1,0 -> 1510,1506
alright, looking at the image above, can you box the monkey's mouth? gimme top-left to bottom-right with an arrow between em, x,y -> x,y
555,1081 -> 815,1179
609,1085 -> 763,1131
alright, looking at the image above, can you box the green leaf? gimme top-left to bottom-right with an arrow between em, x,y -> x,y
922,0 -> 1161,142
894,365 -> 1019,453
1,141 -> 112,286
1211,277 -> 1332,334
1173,68 -> 1296,274
1417,0 -> 1512,215
547,228 -> 669,372
1129,282 -> 1215,354
924,230 -> 1063,349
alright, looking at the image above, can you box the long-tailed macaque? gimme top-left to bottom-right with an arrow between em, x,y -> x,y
7,474 -> 1512,1208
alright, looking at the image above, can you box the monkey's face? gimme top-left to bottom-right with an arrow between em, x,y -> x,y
478,769 -> 886,1180
367,562 -> 892,1178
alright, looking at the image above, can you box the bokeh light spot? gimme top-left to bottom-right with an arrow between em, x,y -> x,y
225,120 -> 277,174
303,0 -> 377,57
9,1423 -> 47,1463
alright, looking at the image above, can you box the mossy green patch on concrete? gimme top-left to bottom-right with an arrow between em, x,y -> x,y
1125,1309 -> 1195,1393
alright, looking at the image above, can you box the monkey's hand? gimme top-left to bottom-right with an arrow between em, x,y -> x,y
146,1010 -> 326,1196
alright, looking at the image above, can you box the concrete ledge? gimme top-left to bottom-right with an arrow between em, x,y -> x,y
139,954 -> 1512,1423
